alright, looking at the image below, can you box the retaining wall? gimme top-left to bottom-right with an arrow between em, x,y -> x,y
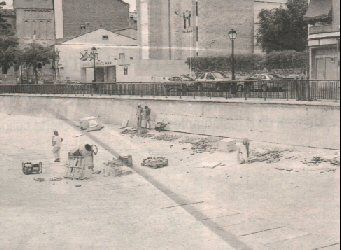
0,95 -> 339,149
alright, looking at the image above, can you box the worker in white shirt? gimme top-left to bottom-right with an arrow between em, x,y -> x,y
52,131 -> 63,162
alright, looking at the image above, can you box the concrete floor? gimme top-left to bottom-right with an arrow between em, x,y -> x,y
0,113 -> 339,250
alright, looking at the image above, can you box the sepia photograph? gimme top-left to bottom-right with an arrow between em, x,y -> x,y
0,0 -> 340,249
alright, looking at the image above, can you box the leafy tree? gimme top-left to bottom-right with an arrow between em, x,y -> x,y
19,43 -> 56,84
257,0 -> 308,52
0,2 -> 18,76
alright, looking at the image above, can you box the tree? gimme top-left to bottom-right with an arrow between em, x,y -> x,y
0,1 -> 18,77
257,0 -> 308,53
19,43 -> 56,84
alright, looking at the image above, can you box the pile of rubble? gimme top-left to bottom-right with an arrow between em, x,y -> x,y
103,159 -> 133,177
248,149 -> 285,164
120,128 -> 137,135
153,134 -> 181,142
141,157 -> 169,169
302,156 -> 340,167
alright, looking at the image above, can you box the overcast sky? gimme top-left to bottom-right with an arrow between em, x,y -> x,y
2,0 -> 136,11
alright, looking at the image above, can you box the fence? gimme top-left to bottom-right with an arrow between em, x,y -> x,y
0,80 -> 339,101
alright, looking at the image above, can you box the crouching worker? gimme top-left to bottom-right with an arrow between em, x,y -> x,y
68,144 -> 98,179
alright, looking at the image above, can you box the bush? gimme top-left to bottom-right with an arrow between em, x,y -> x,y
186,51 -> 308,73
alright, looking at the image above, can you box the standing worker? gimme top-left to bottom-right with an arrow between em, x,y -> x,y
136,104 -> 143,131
143,106 -> 151,129
52,131 -> 63,162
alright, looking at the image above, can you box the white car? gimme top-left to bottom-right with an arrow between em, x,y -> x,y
196,72 -> 230,82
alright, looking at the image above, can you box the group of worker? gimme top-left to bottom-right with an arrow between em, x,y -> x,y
136,105 -> 151,131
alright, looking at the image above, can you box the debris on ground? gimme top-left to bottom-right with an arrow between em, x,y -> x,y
191,139 -> 216,154
118,155 -> 133,167
248,149 -> 285,164
199,162 -> 225,169
34,177 -> 45,182
80,116 -> 104,132
50,177 -> 63,182
155,122 -> 169,132
142,157 -> 169,169
302,156 -> 340,167
121,127 -> 137,135
153,134 -> 181,142
103,159 -> 133,177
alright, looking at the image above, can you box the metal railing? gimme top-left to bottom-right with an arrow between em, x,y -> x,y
0,80 -> 339,101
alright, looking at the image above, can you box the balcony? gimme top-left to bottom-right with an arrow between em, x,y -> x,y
309,24 -> 337,35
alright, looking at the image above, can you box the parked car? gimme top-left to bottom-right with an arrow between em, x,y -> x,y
240,73 -> 286,92
168,75 -> 195,82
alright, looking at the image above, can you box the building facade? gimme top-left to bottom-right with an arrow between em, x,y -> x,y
13,0 -> 55,45
56,0 -> 130,39
305,0 -> 340,80
13,0 -> 131,45
137,0 -> 254,60
56,29 -> 139,83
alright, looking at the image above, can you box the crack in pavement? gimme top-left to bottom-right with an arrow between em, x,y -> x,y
239,226 -> 284,237
50,109 -> 252,250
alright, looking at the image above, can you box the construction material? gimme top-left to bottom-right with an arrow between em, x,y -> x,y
155,122 -> 169,132
142,157 -> 169,169
80,117 -> 104,132
34,177 -> 45,182
302,156 -> 340,167
153,134 -> 181,142
248,150 -> 283,164
22,162 -> 43,175
119,155 -> 133,167
103,159 -> 133,177
121,127 -> 137,135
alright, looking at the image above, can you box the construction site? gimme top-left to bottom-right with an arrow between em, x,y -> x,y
0,92 -> 339,249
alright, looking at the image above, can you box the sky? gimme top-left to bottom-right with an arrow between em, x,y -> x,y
2,0 -> 136,11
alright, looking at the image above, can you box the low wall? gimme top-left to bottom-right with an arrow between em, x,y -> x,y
0,95 -> 339,149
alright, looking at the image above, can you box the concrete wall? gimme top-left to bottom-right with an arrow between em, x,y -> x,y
0,95 -> 339,149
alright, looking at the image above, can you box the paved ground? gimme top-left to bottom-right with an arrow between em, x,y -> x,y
0,112 -> 339,249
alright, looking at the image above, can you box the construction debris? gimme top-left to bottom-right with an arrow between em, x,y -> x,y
302,156 -> 340,167
103,159 -> 133,177
142,157 -> 169,169
34,177 -> 45,182
191,139 -> 216,153
50,177 -> 63,182
153,134 -> 181,142
248,149 -> 284,164
80,117 -> 104,132
155,122 -> 169,132
121,127 -> 137,135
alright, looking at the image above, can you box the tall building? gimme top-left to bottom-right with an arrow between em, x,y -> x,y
55,0 -> 130,39
305,0 -> 340,80
137,0 -> 254,60
13,0 -> 131,45
13,0 -> 55,45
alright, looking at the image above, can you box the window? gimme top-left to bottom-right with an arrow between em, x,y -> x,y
119,53 -> 125,60
124,67 -> 129,75
102,35 -> 109,40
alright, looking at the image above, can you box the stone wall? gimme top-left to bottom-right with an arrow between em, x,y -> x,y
0,95 -> 339,149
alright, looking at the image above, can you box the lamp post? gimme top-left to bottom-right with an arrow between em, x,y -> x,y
228,29 -> 237,80
91,47 -> 98,82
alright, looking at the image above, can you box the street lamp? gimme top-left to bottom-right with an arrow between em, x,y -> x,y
91,47 -> 98,82
228,29 -> 237,80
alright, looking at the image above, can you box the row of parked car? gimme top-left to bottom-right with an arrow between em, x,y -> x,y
164,72 -> 303,93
